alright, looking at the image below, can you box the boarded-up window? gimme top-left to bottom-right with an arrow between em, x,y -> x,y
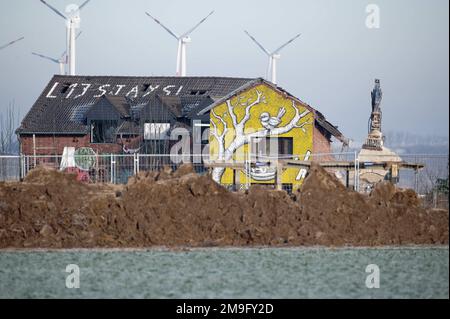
144,123 -> 170,140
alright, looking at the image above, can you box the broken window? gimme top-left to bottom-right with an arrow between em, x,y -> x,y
60,83 -> 72,94
142,84 -> 151,92
189,90 -> 207,96
90,119 -> 118,143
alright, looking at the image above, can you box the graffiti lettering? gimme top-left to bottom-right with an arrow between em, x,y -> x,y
94,84 -> 110,98
65,83 -> 78,99
163,85 -> 176,96
45,82 -> 184,100
142,84 -> 160,97
74,83 -> 92,99
111,84 -> 126,96
46,82 -> 59,98
126,85 -> 139,99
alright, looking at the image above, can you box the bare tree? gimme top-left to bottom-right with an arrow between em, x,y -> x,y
0,101 -> 20,155
210,89 -> 311,182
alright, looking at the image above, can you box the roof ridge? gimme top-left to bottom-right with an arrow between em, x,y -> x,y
52,75 -> 257,80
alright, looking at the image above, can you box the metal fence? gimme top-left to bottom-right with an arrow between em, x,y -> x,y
0,152 -> 448,209
391,154 -> 448,209
0,154 -> 210,184
0,155 -> 21,181
355,153 -> 448,209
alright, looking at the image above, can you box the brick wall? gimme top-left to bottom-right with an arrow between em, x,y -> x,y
20,125 -> 334,158
312,125 -> 334,161
19,134 -> 141,155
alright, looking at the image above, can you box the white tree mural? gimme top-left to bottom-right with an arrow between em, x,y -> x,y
210,89 -> 312,182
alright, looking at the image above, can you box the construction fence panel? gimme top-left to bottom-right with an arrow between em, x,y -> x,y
398,154 -> 448,209
234,152 -> 358,193
1,152 -> 357,187
0,154 -> 212,185
0,155 -> 21,181
1,153 -> 448,209
357,153 -> 449,209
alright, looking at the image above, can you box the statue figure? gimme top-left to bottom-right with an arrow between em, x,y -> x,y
363,79 -> 384,150
371,78 -> 382,112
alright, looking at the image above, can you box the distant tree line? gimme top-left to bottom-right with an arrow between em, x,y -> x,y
384,130 -> 449,151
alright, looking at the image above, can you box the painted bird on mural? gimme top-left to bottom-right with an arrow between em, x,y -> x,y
260,107 -> 286,131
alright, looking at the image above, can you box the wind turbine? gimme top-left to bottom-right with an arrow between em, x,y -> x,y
39,0 -> 91,75
32,31 -> 82,75
145,10 -> 214,76
244,30 -> 301,85
0,37 -> 25,51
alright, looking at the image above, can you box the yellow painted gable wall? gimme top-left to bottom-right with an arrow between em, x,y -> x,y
209,83 -> 314,189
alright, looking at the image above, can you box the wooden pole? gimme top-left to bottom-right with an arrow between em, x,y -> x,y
32,134 -> 36,167
346,169 -> 349,188
234,168 -> 241,191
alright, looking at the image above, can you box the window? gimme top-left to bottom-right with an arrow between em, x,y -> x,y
144,122 -> 170,140
270,137 -> 293,156
90,120 -> 118,143
282,184 -> 293,194
60,83 -> 72,94
252,137 -> 293,159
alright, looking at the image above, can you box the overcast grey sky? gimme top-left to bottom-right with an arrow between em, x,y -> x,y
0,0 -> 448,143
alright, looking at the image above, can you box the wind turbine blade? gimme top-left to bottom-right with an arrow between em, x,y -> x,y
181,10 -> 214,37
78,0 -> 91,10
60,50 -> 68,61
39,0 -> 67,20
145,12 -> 179,39
32,52 -> 60,64
60,31 -> 81,59
244,30 -> 270,56
0,36 -> 24,50
273,33 -> 301,54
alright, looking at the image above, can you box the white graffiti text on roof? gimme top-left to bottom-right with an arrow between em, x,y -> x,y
45,82 -> 184,100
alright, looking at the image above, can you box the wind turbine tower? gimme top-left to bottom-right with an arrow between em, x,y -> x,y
39,0 -> 91,76
32,31 -> 83,75
145,11 -> 214,76
244,30 -> 301,85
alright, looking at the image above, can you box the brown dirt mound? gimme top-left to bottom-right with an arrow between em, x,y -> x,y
0,163 -> 448,248
24,166 -> 78,185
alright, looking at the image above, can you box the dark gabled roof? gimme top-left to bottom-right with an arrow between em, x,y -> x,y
16,74 -> 346,143
16,75 -> 254,134
159,95 -> 183,118
140,95 -> 176,122
85,95 -> 130,121
197,78 -> 265,115
182,95 -> 215,121
116,121 -> 140,135
105,96 -> 130,118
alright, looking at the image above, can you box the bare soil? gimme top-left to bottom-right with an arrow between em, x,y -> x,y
0,163 -> 448,248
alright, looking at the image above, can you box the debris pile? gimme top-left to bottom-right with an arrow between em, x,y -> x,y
0,164 -> 448,248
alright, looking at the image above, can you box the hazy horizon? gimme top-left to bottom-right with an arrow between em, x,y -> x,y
0,0 -> 448,144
